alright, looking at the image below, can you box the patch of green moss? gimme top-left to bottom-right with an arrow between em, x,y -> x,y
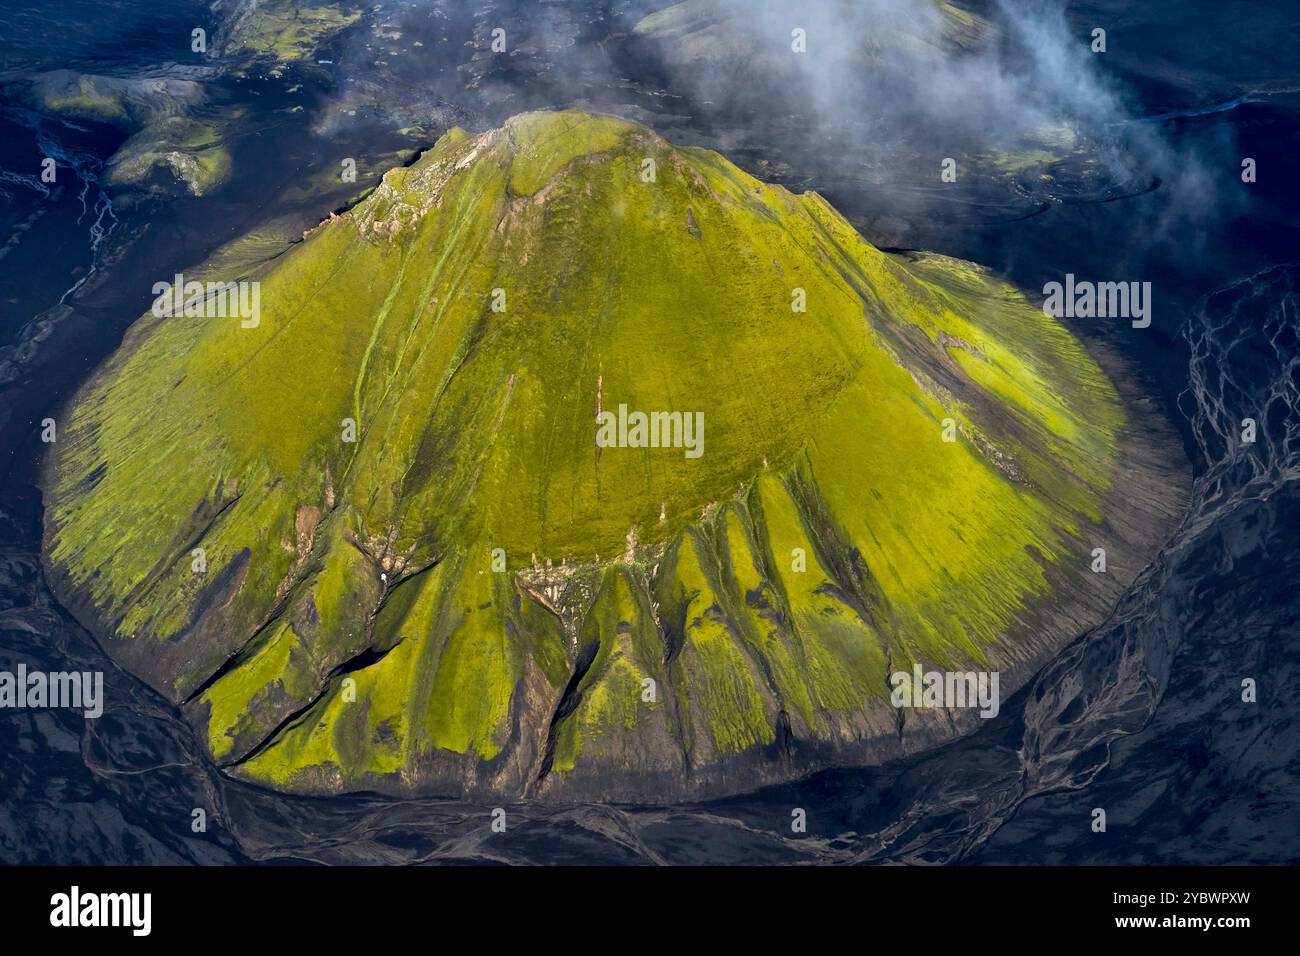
224,1 -> 362,63
43,82 -> 129,122
106,116 -> 233,196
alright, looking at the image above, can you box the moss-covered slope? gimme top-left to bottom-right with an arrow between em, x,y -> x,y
215,0 -> 362,67
41,110 -> 1185,801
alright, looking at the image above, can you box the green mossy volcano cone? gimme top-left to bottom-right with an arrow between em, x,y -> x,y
41,111 -> 1186,800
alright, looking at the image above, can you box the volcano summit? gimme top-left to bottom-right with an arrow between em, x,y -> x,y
41,111 -> 1186,801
